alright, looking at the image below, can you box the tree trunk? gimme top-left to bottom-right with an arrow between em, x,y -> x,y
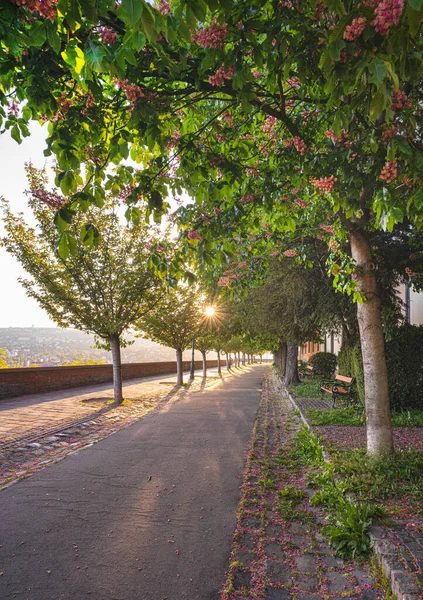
201,350 -> 207,377
225,352 -> 229,370
350,229 -> 393,456
176,348 -> 183,386
280,342 -> 287,377
217,352 -> 221,375
110,334 -> 123,404
284,343 -> 300,386
237,351 -> 241,367
242,352 -> 246,365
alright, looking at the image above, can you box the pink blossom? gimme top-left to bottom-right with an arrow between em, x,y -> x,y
115,79 -> 144,102
98,26 -> 117,45
217,276 -> 231,287
222,112 -> 234,127
381,124 -> 399,144
12,0 -> 58,21
405,266 -> 418,277
192,21 -> 228,49
286,76 -> 300,88
187,229 -> 202,241
239,194 -> 258,205
310,176 -> 337,192
343,17 -> 367,41
245,167 -> 260,179
7,100 -> 20,118
320,224 -> 336,234
154,0 -> 171,16
379,160 -> 397,183
293,136 -> 307,155
283,249 -> 299,257
263,116 -> 278,135
31,188 -> 65,210
208,65 -> 234,86
390,89 -> 412,112
371,0 -> 404,35
324,129 -> 343,142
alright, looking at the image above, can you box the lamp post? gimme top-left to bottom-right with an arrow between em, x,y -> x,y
189,305 -> 215,381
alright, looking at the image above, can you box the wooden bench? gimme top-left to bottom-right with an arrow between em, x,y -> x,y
320,374 -> 357,408
299,365 -> 314,379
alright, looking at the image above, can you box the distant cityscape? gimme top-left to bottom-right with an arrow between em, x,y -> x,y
0,328 -> 210,367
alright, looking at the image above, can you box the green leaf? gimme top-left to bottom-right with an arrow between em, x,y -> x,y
54,207 -> 74,233
408,0 -> 423,9
85,42 -> 107,72
121,0 -> 143,26
125,31 -> 146,52
367,58 -> 387,87
45,23 -> 61,53
77,0 -> 98,22
58,233 -> 71,259
80,223 -> 100,248
149,190 -> 163,212
383,60 -> 399,89
57,170 -> 75,195
10,124 -> 22,144
141,4 -> 156,42
61,41 -> 85,75
328,17 -> 349,43
328,39 -> 345,62
369,86 -> 386,120
30,21 -> 46,48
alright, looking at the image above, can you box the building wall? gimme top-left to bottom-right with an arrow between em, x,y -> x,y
409,288 -> 423,325
299,286 -> 423,363
298,334 -> 341,362
0,360 -> 219,400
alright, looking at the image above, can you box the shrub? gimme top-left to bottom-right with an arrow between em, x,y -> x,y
337,343 -> 364,404
308,351 -> 337,379
351,344 -> 365,404
337,345 -> 354,378
385,324 -> 423,411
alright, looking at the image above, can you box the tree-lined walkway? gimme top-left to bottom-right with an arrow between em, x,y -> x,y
0,368 -> 219,443
0,365 -> 265,600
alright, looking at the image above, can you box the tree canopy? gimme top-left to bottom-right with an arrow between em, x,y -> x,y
1,165 -> 165,401
2,0 -> 423,454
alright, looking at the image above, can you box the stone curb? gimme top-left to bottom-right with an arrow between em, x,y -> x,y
279,374 -> 422,600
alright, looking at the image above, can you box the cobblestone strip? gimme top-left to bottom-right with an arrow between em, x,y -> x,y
221,368 -> 386,600
0,375 -> 224,492
288,382 -> 423,600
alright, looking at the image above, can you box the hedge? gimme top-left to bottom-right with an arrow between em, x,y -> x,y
308,351 -> 337,379
337,325 -> 423,411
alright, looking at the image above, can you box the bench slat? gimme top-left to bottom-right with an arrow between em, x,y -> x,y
335,374 -> 353,383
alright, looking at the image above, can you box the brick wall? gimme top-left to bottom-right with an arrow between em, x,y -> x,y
0,360 -> 219,400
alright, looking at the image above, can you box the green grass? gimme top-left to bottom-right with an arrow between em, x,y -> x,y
331,447 -> 423,512
308,408 -> 364,426
289,380 -> 321,398
277,485 -> 309,520
308,408 -> 423,427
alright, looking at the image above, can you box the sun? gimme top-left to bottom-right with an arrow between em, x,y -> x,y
204,306 -> 215,317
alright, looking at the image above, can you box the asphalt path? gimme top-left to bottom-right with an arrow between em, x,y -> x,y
0,365 -> 265,600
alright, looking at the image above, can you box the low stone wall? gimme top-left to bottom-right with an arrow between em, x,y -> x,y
0,360 -> 219,400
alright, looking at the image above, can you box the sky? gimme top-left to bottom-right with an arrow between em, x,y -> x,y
0,122 -> 57,328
